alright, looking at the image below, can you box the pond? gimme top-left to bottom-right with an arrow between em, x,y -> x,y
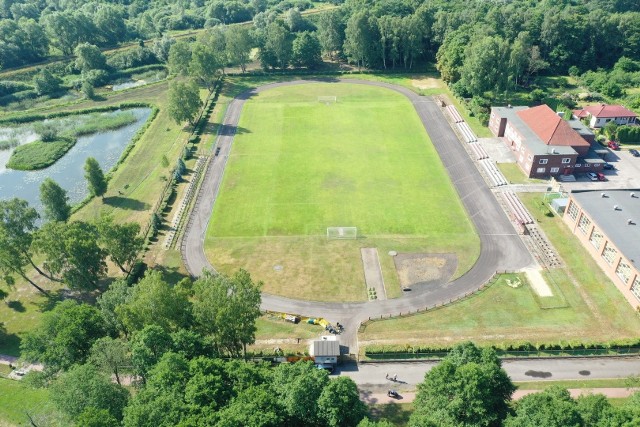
0,108 -> 151,214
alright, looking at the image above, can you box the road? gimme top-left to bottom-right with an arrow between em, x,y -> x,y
338,357 -> 640,395
180,78 -> 535,352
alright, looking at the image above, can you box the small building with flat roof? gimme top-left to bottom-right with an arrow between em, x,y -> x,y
310,337 -> 340,365
563,189 -> 640,309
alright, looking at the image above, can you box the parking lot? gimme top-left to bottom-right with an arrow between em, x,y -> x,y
563,149 -> 640,190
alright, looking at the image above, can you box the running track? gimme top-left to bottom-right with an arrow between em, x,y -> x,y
181,79 -> 534,352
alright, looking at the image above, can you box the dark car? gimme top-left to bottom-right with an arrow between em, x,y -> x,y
630,149 -> 640,157
603,163 -> 614,170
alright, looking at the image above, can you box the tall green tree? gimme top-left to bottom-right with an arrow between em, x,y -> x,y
292,31 -> 322,68
318,376 -> 367,427
21,300 -> 106,370
33,68 -> 62,96
272,361 -> 329,426
262,22 -> 293,70
39,178 -> 71,222
192,269 -> 262,358
34,220 -> 106,290
317,9 -> 345,59
435,26 -> 472,84
167,79 -> 202,126
129,325 -> 174,383
97,279 -> 130,337
460,35 -> 511,97
168,40 -> 191,75
74,42 -> 107,72
215,385 -> 284,427
84,157 -> 107,199
409,342 -> 515,427
505,386 -> 582,427
189,41 -> 222,92
51,363 -> 129,422
89,337 -> 130,386
226,26 -> 252,73
0,198 -> 51,295
117,270 -> 192,333
96,216 -> 143,275
344,10 -> 379,70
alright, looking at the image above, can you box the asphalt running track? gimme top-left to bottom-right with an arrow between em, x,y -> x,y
181,79 -> 534,351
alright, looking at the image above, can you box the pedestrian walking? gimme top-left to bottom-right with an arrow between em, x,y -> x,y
393,374 -> 397,381
385,373 -> 389,379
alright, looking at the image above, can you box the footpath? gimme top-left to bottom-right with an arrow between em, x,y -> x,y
360,388 -> 640,405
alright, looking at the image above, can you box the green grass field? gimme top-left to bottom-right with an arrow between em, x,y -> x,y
205,83 -> 479,301
0,378 -> 60,425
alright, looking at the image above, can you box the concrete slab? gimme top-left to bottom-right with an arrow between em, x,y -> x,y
478,137 -> 516,163
361,248 -> 387,301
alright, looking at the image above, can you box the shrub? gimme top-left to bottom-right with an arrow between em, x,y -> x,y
617,126 -> 640,144
6,137 -> 76,170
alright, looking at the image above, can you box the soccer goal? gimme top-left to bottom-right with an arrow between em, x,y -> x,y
327,226 -> 357,240
318,96 -> 337,105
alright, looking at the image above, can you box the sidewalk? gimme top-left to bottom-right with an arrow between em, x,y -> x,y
361,388 -> 640,405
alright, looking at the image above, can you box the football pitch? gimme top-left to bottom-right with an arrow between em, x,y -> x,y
205,83 -> 479,301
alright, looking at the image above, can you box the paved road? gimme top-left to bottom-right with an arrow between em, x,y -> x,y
339,357 -> 640,395
181,79 -> 534,351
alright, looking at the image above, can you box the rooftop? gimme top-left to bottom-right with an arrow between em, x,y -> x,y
492,106 -> 576,155
570,189 -> 640,267
574,104 -> 638,119
310,340 -> 340,357
517,105 -> 591,150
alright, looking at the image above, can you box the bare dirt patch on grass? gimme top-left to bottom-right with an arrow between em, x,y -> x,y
411,78 -> 442,90
393,253 -> 457,288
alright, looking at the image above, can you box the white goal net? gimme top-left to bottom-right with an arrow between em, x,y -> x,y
327,226 -> 357,240
318,96 -> 337,104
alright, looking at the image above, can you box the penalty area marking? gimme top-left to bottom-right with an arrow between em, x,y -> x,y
361,248 -> 387,301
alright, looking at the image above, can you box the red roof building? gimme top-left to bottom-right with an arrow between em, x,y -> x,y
573,104 -> 637,128
489,105 -> 598,179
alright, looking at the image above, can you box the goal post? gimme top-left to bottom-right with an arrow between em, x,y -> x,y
327,226 -> 357,240
318,96 -> 337,104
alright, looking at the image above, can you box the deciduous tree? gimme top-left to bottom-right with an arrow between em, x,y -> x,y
167,79 -> 201,126
89,336 -> 130,385
192,269 -> 262,357
96,216 -> 143,275
318,376 -> 367,427
226,26 -> 252,73
505,386 -> 582,427
39,178 -> 71,222
84,157 -> 107,199
292,31 -> 322,68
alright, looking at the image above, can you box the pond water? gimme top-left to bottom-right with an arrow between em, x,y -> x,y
0,108 -> 151,214
112,80 -> 148,91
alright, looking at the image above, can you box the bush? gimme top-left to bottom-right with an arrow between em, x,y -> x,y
617,126 -> 640,144
0,80 -> 34,96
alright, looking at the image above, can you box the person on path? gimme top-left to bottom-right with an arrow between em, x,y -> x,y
385,373 -> 389,379
393,374 -> 397,381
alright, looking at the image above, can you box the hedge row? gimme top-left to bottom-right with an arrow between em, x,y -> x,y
364,338 -> 640,356
111,64 -> 167,80
0,102 -> 152,126
617,125 -> 640,144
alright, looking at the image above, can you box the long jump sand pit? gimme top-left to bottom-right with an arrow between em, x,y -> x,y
524,268 -> 553,297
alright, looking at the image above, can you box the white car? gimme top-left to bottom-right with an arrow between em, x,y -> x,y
587,172 -> 598,181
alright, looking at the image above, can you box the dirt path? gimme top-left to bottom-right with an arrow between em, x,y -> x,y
361,248 -> 387,301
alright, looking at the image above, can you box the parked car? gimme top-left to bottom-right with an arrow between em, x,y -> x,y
587,172 -> 599,181
630,149 -> 640,157
603,163 -> 614,170
596,172 -> 606,181
608,141 -> 620,150
315,363 -> 334,373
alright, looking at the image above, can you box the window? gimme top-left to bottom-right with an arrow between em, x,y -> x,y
589,228 -> 604,249
539,159 -> 548,165
536,167 -> 546,173
585,163 -> 591,168
567,201 -> 579,220
632,277 -> 640,302
577,214 -> 591,234
551,167 -> 560,173
602,242 -> 618,265
616,259 -> 632,284
562,158 -> 571,164
575,163 -> 582,168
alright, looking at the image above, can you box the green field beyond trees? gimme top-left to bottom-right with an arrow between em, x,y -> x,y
205,83 -> 479,301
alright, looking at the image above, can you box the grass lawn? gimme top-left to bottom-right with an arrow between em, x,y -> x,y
497,162 -> 548,184
205,83 -> 478,302
359,192 -> 640,350
514,378 -> 640,390
0,378 -> 60,425
370,402 -> 413,426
